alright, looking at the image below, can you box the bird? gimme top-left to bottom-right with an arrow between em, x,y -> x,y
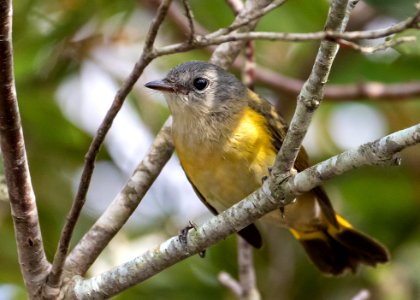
145,61 -> 389,275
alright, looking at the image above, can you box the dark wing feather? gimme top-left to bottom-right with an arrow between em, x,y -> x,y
246,91 -> 338,227
184,173 -> 263,248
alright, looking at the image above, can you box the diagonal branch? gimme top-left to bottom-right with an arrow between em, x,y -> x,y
71,124 -> 420,299
45,0 -> 173,292
0,0 -> 50,297
271,0 -> 356,179
64,120 -> 174,276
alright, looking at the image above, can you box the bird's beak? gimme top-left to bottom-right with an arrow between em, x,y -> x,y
145,79 -> 176,93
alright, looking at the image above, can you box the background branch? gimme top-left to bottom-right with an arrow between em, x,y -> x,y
253,67 -> 420,100
0,0 -> 50,297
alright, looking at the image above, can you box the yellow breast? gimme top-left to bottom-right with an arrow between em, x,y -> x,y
174,107 -> 277,213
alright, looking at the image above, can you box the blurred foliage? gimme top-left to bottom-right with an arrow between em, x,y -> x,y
1,0 -> 420,299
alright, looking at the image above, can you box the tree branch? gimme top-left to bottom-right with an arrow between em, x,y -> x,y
272,0 -> 356,179
0,0 -> 50,297
71,124 -> 420,299
64,120 -> 174,276
45,0 -> 173,292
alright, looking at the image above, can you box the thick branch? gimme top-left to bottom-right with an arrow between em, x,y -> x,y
272,0 -> 355,179
0,0 -> 50,297
64,120 -> 174,276
46,0 -> 173,292
71,124 -> 420,299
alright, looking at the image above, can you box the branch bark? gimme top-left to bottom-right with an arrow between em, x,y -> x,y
64,120 -> 173,276
0,0 -> 50,298
71,123 -> 420,299
272,0 -> 355,178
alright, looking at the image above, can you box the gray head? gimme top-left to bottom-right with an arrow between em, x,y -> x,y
145,61 -> 247,117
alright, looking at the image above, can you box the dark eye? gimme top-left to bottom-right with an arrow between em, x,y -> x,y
193,77 -> 208,91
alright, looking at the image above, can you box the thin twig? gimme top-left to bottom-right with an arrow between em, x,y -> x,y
64,120 -> 174,276
271,0 -> 356,179
72,124 -> 420,299
46,0 -> 173,291
0,0 -> 50,298
218,272 -> 243,298
181,0 -> 195,43
336,36 -> 416,54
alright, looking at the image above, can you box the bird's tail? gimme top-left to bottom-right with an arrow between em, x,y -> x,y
290,214 -> 390,275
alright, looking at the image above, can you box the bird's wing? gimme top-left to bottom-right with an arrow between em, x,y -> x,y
184,173 -> 263,248
247,90 -> 338,227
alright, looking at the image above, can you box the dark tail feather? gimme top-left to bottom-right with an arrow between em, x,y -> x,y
291,215 -> 389,275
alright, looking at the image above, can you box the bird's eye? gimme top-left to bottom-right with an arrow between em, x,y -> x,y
193,77 -> 209,91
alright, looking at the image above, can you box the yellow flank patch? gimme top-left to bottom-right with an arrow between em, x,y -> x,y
174,106 -> 277,213
226,107 -> 276,165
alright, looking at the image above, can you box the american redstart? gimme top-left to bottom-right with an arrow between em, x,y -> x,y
145,61 -> 389,275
